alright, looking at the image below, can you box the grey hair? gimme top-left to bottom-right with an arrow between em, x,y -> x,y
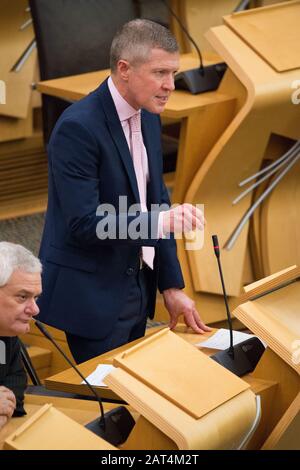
0,242 -> 42,287
110,19 -> 178,72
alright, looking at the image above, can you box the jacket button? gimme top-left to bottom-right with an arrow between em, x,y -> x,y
126,267 -> 134,276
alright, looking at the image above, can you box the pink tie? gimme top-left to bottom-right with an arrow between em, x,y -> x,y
129,113 -> 154,269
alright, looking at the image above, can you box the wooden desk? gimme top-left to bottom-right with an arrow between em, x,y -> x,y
0,394 -> 119,450
37,53 -> 219,108
45,325 -> 167,401
45,325 -> 278,449
45,325 -> 271,399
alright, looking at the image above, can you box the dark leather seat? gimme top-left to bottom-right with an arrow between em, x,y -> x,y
30,0 -> 138,143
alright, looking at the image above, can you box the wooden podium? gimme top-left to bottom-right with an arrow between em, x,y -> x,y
176,1 -> 300,321
104,329 -> 259,450
233,265 -> 300,449
4,404 -> 116,450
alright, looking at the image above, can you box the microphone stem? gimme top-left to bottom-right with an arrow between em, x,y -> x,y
160,0 -> 204,73
34,320 -> 106,429
216,257 -> 234,358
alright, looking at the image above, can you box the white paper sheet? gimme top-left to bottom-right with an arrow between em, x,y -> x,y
196,329 -> 265,350
81,364 -> 116,387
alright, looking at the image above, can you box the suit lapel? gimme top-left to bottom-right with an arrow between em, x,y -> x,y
96,81 -> 161,206
97,81 -> 140,203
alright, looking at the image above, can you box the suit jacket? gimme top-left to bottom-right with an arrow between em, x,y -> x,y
0,337 -> 27,416
37,79 -> 184,340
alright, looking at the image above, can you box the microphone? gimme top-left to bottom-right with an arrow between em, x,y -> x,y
34,320 -> 135,446
210,235 -> 265,377
160,0 -> 227,94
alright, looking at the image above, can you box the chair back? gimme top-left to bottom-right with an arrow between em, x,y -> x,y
30,0 -> 138,142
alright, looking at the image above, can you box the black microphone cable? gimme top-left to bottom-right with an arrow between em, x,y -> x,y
34,319 -> 106,431
212,235 -> 234,358
160,0 -> 204,75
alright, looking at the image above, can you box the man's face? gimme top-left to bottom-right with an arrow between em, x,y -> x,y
121,48 -> 179,113
0,270 -> 42,336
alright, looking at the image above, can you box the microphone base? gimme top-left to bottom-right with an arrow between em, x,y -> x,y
85,406 -> 135,446
175,62 -> 227,94
211,337 -> 265,377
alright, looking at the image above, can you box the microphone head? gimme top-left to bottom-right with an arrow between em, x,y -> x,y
212,234 -> 220,257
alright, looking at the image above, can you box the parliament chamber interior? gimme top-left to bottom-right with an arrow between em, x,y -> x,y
0,0 -> 299,452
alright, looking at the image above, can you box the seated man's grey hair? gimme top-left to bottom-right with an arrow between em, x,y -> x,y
110,19 -> 178,72
0,242 -> 42,287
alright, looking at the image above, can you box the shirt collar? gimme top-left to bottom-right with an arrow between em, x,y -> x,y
108,76 -> 140,122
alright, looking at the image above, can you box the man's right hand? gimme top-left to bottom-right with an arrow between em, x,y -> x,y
0,386 -> 16,429
162,203 -> 205,235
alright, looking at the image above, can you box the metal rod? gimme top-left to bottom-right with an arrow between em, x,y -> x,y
10,39 -> 36,73
224,152 -> 300,250
20,18 -> 33,31
233,150 -> 299,205
238,140 -> 300,187
233,0 -> 251,12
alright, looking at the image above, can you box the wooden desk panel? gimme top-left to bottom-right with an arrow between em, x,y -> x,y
0,394 -> 117,450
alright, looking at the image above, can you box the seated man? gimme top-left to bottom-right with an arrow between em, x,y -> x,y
0,242 -> 42,430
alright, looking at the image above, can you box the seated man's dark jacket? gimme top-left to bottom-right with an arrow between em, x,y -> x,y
0,336 -> 27,416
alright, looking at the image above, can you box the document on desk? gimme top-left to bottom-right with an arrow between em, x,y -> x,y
81,364 -> 116,387
196,329 -> 265,350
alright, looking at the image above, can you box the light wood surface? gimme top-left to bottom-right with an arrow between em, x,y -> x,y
252,347 -> 299,447
0,0 -> 36,119
260,159 -> 300,276
183,7 -> 300,298
45,325 -> 168,400
0,112 -> 33,144
3,402 -> 116,450
37,53 -> 232,118
224,0 -> 300,72
261,392 -> 300,450
43,324 -> 272,399
21,322 -> 74,377
26,345 -> 52,381
113,329 -> 249,420
235,267 -> 300,374
0,133 -> 48,220
44,317 -> 299,449
171,0 -> 239,54
104,329 -> 257,450
242,264 -> 299,295
106,366 -> 256,450
233,268 -> 300,448
0,394 -> 119,450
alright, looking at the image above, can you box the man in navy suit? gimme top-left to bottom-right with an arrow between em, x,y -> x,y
38,19 -> 211,363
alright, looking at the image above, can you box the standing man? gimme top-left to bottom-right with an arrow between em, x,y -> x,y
38,19 -> 210,364
0,242 -> 42,430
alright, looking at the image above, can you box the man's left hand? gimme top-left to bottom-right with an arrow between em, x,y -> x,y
163,288 -> 212,334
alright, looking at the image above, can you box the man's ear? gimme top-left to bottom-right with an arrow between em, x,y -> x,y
117,60 -> 130,81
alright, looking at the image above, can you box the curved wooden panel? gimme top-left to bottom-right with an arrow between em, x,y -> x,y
260,158 -> 300,275
184,20 -> 300,296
